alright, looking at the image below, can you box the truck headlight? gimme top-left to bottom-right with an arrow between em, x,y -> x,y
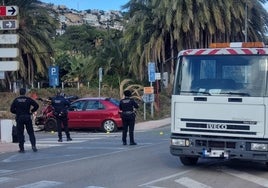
171,139 -> 190,146
251,143 -> 268,151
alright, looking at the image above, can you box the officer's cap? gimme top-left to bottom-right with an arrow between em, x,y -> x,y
124,90 -> 131,97
19,88 -> 26,95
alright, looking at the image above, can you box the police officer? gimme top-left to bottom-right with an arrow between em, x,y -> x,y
10,88 -> 39,153
119,90 -> 139,145
51,90 -> 72,142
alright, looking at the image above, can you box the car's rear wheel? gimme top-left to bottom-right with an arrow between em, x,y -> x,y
44,118 -> 57,132
102,120 -> 117,132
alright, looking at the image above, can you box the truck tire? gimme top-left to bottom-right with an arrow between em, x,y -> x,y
180,156 -> 198,166
44,118 -> 57,132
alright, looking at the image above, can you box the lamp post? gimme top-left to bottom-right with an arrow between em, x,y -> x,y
98,67 -> 102,98
244,2 -> 248,42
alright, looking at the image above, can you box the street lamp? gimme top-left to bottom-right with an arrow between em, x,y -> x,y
244,2 -> 248,42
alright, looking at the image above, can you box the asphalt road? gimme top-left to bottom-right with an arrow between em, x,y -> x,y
1,126 -> 268,188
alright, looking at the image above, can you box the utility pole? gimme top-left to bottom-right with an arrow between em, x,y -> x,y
244,2 -> 248,42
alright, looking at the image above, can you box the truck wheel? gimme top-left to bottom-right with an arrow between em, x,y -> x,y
265,162 -> 268,168
180,156 -> 198,166
44,118 -> 57,132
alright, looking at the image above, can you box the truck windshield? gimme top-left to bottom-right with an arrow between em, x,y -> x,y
173,55 -> 268,97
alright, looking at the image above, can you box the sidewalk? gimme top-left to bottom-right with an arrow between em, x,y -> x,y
0,117 -> 171,154
135,117 -> 171,131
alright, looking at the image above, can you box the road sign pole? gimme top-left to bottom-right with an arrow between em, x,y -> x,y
144,102 -> 146,120
98,67 -> 102,98
150,82 -> 154,118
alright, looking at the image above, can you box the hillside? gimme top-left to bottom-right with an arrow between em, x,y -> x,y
41,2 -> 124,33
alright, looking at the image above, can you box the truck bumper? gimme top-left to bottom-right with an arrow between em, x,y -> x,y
170,134 -> 268,162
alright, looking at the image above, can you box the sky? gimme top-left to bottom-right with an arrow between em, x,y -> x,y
40,0 -> 129,11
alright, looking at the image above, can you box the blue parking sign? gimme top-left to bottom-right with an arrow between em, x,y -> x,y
148,62 -> 155,82
49,66 -> 59,87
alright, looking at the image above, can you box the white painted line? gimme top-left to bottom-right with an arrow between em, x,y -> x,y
67,146 -> 125,150
139,170 -> 192,187
0,177 -> 16,183
0,169 -> 14,174
16,180 -> 63,188
221,168 -> 268,187
2,141 -> 166,177
175,177 -> 212,188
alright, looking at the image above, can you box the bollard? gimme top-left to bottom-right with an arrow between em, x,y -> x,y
0,119 -> 13,143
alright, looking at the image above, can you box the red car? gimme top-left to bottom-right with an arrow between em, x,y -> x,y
68,97 -> 122,132
35,97 -> 122,132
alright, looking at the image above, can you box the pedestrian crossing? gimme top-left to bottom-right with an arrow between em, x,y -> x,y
16,180 -> 63,188
139,167 -> 268,188
0,178 -> 106,188
175,177 -> 213,188
24,132 -> 121,150
1,167 -> 268,188
3,132 -> 268,188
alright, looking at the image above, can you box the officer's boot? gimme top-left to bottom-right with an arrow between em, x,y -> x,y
66,133 -> 72,141
19,143 -> 25,153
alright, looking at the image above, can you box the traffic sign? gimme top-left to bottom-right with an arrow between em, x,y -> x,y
0,20 -> 18,30
142,94 -> 155,103
0,61 -> 19,71
0,48 -> 19,58
0,34 -> 19,44
49,66 -> 59,87
144,86 -> 154,94
0,6 -> 18,16
99,67 -> 103,82
148,62 -> 156,82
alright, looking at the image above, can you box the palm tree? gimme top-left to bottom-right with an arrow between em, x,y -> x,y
122,0 -> 268,85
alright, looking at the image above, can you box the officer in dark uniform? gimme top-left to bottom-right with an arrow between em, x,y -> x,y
51,90 -> 72,142
10,88 -> 39,153
119,90 -> 139,145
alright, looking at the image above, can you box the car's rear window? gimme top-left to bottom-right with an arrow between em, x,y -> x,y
108,98 -> 120,106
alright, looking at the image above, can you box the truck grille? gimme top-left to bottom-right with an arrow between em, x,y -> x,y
196,140 -> 236,148
180,118 -> 257,135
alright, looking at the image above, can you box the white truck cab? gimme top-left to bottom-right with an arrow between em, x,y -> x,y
170,42 -> 268,166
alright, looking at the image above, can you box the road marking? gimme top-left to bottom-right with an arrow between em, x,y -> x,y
23,135 -> 100,149
0,177 -> 16,183
67,146 -> 125,150
16,180 -> 63,188
0,170 -> 14,174
139,170 -> 192,187
175,177 -> 212,188
1,142 -> 165,177
221,168 -> 268,187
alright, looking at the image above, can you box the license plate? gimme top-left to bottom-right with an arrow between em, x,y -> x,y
202,149 -> 229,158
